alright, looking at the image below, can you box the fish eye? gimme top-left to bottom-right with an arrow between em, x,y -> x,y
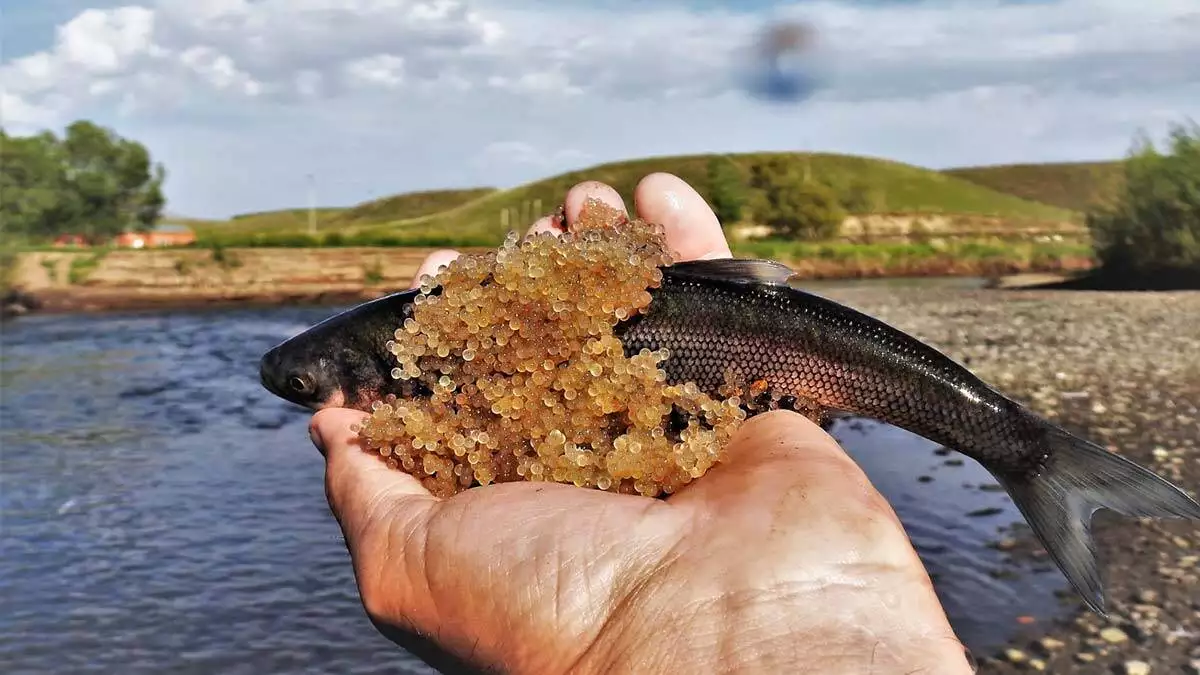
288,374 -> 315,395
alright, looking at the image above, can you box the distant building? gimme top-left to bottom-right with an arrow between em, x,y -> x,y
52,234 -> 90,248
112,223 -> 197,249
146,223 -> 197,247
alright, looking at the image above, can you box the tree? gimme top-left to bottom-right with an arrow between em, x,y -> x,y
840,180 -> 884,215
0,120 -> 167,243
706,156 -> 748,225
1086,121 -> 1200,277
0,130 -> 72,242
746,157 -> 846,240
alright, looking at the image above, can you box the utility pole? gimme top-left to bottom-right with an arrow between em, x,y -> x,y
307,173 -> 317,236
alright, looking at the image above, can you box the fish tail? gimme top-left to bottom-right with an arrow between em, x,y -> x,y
994,422 -> 1200,616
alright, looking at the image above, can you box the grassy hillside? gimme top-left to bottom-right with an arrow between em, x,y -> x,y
192,188 -> 494,237
943,161 -> 1124,212
331,188 -> 496,226
351,152 -> 1075,244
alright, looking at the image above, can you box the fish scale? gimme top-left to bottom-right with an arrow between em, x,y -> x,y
617,267 -> 1045,476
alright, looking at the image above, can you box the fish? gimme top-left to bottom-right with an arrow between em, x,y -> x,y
260,257 -> 1200,616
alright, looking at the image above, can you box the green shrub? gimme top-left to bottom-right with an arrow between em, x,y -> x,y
1086,121 -> 1200,276
746,158 -> 846,241
706,156 -> 748,225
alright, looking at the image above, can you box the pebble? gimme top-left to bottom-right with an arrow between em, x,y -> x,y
1183,660 -> 1200,675
1100,627 -> 1129,644
1137,589 -> 1159,604
1028,658 -> 1046,671
1002,648 -> 1027,664
1124,660 -> 1151,675
1075,652 -> 1096,664
1034,637 -> 1066,655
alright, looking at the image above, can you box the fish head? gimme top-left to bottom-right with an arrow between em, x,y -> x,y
259,290 -> 419,411
260,334 -> 351,410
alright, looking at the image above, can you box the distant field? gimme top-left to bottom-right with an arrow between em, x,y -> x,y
943,161 -> 1124,212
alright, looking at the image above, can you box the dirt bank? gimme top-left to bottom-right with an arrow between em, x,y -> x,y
5,247 -> 486,314
817,285 -> 1200,674
4,246 -> 1095,315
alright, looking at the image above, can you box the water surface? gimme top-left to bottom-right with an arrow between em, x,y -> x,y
1,299 -> 1069,673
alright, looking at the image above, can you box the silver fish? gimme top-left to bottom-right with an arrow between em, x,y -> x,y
260,258 -> 1200,615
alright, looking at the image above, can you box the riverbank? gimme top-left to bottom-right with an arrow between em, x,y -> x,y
1,243 -> 1094,316
817,285 -> 1200,674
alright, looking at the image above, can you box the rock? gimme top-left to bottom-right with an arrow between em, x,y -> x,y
1074,652 -> 1096,664
1100,627 -> 1129,644
1136,589 -> 1159,604
1028,658 -> 1046,671
1001,648 -> 1027,664
1033,637 -> 1066,655
1124,660 -> 1151,675
1183,660 -> 1200,675
967,506 -> 1003,517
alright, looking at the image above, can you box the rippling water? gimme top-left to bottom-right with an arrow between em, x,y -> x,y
1,302 -> 1068,673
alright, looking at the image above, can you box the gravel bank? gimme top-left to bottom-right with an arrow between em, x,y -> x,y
815,286 -> 1200,674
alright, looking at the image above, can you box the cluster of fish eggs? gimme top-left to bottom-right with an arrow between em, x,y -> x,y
354,200 -> 747,498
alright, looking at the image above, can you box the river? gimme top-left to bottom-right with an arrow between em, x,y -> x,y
0,295 -> 1071,674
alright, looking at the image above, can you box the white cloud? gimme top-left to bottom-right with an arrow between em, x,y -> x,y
0,0 -> 1196,217
58,7 -> 159,75
345,55 -> 406,89
474,140 -> 592,168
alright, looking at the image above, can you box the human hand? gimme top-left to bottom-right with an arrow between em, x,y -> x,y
309,174 -> 974,674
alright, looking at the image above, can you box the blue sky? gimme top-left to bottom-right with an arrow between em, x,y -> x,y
2,0 -> 1197,219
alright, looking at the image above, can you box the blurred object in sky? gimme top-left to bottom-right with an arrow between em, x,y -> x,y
739,19 -> 827,104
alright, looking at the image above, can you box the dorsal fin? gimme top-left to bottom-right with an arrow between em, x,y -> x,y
665,258 -> 795,286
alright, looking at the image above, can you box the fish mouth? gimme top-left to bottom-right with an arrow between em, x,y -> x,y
259,347 -> 290,403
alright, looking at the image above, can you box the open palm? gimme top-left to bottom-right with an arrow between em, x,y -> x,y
311,174 -> 973,674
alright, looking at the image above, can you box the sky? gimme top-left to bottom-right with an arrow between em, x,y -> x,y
1,0 -> 1197,219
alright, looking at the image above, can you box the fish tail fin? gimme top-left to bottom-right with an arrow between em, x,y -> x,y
995,423 -> 1200,616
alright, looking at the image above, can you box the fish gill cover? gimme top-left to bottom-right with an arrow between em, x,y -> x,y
354,200 -> 751,498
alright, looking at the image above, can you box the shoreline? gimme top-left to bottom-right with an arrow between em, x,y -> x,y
819,286 -> 1199,674
2,246 -> 1098,319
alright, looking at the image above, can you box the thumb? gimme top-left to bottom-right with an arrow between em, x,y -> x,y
309,409 -> 493,673
309,407 -> 438,538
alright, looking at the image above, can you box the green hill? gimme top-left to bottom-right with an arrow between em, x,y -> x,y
355,152 -> 1075,244
943,161 -> 1124,212
330,187 -> 496,226
192,188 -> 495,237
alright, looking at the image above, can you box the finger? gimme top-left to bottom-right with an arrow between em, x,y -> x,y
563,180 -> 627,226
633,172 -> 732,262
409,249 -> 460,289
310,408 -> 437,535
525,215 -> 560,238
